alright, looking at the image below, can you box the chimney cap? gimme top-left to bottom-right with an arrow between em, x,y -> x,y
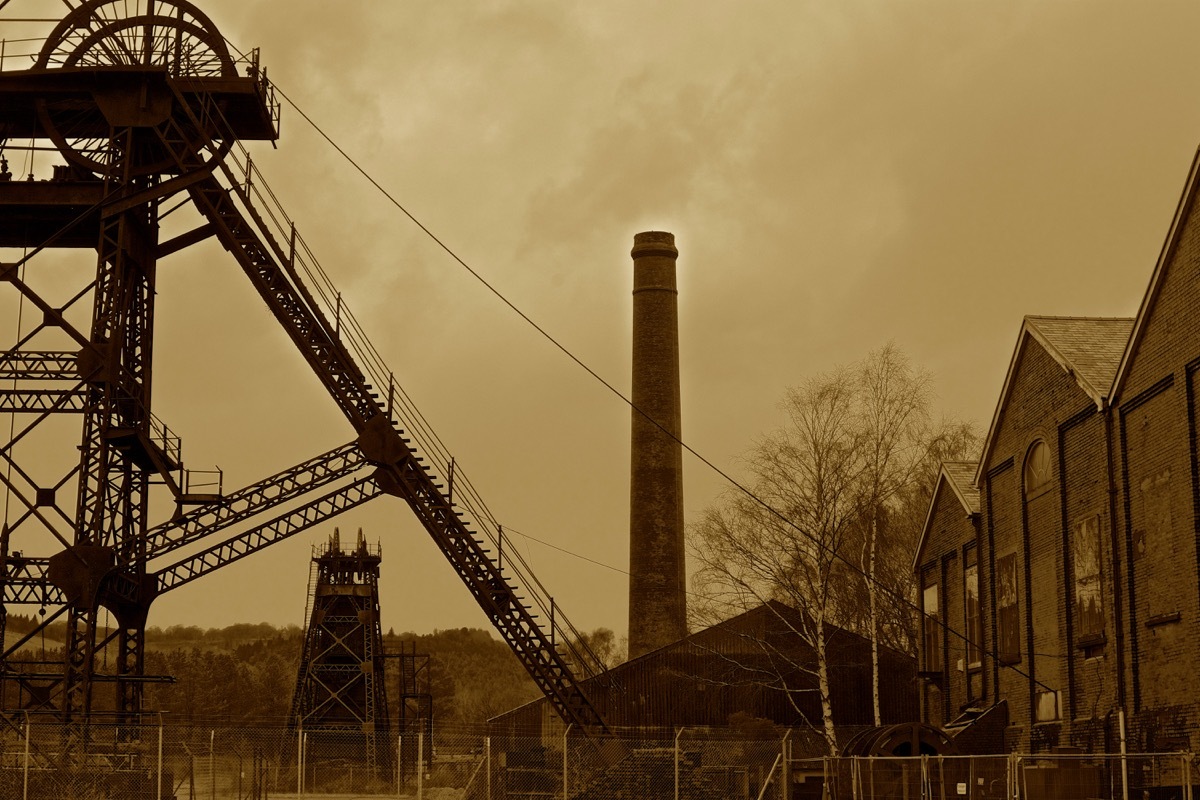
632,231 -> 678,260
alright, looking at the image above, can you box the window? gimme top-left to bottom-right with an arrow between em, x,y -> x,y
964,545 -> 983,702
922,569 -> 942,674
1035,689 -> 1061,722
1024,440 -> 1052,495
997,552 -> 1020,664
1073,515 -> 1104,645
964,545 -> 982,668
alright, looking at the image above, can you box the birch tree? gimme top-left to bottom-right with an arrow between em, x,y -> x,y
690,366 -> 864,755
689,346 -> 977,750
855,345 -> 933,726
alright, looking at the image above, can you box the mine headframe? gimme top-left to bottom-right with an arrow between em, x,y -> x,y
289,528 -> 390,777
0,0 -> 612,756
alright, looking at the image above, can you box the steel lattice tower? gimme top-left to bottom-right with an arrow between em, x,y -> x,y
289,527 -> 390,777
0,0 -> 613,771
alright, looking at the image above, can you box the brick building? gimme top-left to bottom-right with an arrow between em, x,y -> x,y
492,601 -> 917,747
915,148 -> 1200,754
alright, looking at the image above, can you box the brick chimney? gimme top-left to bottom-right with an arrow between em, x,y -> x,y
628,231 -> 686,658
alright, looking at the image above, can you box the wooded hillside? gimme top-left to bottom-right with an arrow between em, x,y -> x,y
4,614 -> 544,726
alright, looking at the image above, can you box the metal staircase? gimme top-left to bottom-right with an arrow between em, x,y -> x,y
158,76 -> 611,732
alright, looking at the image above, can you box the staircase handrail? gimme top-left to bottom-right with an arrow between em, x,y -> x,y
169,75 -> 614,694
209,128 -> 612,684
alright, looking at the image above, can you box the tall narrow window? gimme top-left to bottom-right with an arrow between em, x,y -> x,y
997,552 -> 1020,664
922,568 -> 942,673
1073,515 -> 1104,644
964,545 -> 981,658
964,545 -> 982,702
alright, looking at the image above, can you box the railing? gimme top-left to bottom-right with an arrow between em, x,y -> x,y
0,33 -> 47,71
181,467 -> 223,498
147,409 -> 182,467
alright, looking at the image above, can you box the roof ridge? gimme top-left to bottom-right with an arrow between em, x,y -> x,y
1025,314 -> 1136,323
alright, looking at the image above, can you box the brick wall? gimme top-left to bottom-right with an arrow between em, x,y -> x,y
980,335 -> 1101,752
916,476 -> 980,726
1113,178 -> 1200,751
1059,411 -> 1116,730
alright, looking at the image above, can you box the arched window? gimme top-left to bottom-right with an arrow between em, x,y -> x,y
1024,440 -> 1052,494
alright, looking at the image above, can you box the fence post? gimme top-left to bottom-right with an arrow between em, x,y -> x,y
780,730 -> 790,800
22,711 -> 29,800
563,722 -> 573,800
210,729 -> 216,800
486,735 -> 492,800
675,727 -> 686,800
296,724 -> 303,799
418,728 -> 424,800
1119,708 -> 1130,800
156,713 -> 164,800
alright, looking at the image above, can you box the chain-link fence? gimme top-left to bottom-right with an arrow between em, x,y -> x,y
800,752 -> 1196,800
0,718 -> 1196,800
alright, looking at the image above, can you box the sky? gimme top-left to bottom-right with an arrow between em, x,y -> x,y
4,1 -> 1200,643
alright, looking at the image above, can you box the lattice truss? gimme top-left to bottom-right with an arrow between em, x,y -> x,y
289,528 -> 390,775
0,0 -> 611,752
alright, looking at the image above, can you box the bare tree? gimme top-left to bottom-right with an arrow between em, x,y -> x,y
689,346 -> 977,749
690,366 -> 864,755
854,344 -> 945,725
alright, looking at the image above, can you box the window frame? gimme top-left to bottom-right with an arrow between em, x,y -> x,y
921,565 -> 943,676
1023,439 -> 1053,499
963,543 -> 983,703
996,550 -> 1021,665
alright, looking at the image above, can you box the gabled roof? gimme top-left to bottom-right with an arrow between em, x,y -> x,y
913,461 -> 979,571
1026,316 -> 1134,402
941,461 -> 981,515
974,315 -> 1133,486
1112,146 -> 1200,401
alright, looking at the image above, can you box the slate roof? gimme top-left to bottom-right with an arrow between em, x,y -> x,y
914,461 -> 980,570
1025,316 -> 1134,403
974,315 -> 1134,486
940,461 -> 980,516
